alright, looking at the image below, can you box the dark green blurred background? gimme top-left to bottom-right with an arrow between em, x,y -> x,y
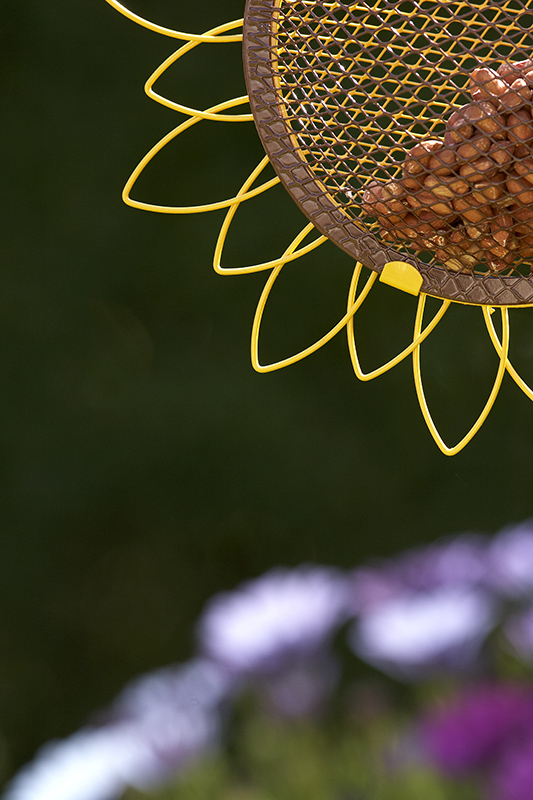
2,0 -> 533,782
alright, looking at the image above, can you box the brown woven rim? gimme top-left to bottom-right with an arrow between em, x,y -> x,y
242,0 -> 533,306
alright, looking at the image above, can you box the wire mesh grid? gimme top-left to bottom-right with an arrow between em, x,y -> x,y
244,0 -> 533,304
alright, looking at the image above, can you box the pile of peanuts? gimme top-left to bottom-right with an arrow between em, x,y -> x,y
361,59 -> 533,273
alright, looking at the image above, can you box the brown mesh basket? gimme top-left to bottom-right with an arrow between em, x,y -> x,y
243,0 -> 533,305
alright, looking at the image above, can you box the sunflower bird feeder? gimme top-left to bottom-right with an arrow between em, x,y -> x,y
105,0 -> 533,455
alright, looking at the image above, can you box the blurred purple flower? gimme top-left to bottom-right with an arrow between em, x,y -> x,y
197,567 -> 349,675
3,663 -> 223,800
487,521 -> 533,597
349,586 -> 496,679
349,534 -> 490,614
395,534 -> 490,592
421,683 -> 533,775
491,732 -> 533,800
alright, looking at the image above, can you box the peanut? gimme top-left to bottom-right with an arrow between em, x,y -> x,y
427,147 -> 457,174
460,158 -> 498,182
462,101 -> 506,139
500,78 -> 532,111
403,139 -> 444,175
489,141 -> 514,167
472,177 -> 505,204
469,67 -> 507,103
514,157 -> 533,185
446,108 -> 475,144
424,174 -> 468,199
498,60 -> 533,85
457,136 -> 490,160
506,176 -> 533,205
507,109 -> 533,143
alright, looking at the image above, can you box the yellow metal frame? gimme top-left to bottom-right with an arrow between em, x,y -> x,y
103,0 -> 533,456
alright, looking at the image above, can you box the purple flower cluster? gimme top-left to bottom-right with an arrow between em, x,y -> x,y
2,567 -> 350,800
422,683 -> 533,800
347,521 -> 533,678
7,520 -> 533,800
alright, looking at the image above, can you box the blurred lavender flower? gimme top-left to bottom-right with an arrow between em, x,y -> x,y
108,658 -> 232,724
197,566 -> 349,676
487,521 -> 533,597
349,534 -> 490,614
421,683 -> 533,775
349,586 -> 496,679
395,534 -> 490,592
3,662 -> 224,800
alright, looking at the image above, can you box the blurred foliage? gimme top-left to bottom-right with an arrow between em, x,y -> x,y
3,0 -> 533,785
123,697 -> 478,800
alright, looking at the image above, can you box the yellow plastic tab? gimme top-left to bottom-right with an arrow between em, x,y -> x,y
380,261 -> 423,297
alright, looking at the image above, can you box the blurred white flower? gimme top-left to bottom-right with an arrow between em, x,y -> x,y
3,672 -> 220,800
197,567 -> 349,674
3,727 -> 148,800
349,587 -> 496,679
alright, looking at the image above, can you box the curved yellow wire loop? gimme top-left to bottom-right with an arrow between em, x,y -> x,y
413,302 -> 510,456
123,99 -> 279,214
483,306 -> 533,402
145,21 -> 253,122
104,1 -> 243,43
214,157 -> 328,275
346,273 -> 451,381
251,238 -> 376,370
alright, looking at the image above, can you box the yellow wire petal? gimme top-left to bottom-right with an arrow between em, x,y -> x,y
346,269 -> 451,381
413,302 -> 510,456
483,306 -> 533,402
251,233 -> 374,370
145,20 -> 253,122
104,1 -> 243,43
214,156 -> 327,275
123,99 -> 278,214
